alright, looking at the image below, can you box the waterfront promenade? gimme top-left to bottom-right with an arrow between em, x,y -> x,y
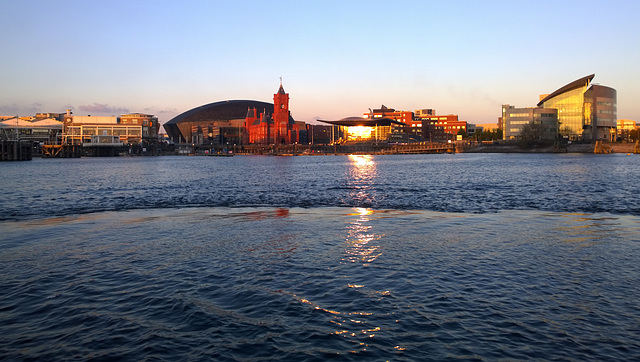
462,141 -> 639,154
8,140 -> 639,160
182,141 -> 639,156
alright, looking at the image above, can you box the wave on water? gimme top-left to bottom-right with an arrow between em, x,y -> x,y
1,153 -> 639,221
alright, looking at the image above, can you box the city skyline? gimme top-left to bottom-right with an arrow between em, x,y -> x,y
2,0 -> 639,125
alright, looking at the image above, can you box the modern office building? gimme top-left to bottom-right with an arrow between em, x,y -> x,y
537,74 -> 616,141
501,105 -> 558,140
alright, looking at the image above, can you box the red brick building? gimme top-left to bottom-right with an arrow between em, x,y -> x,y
363,105 -> 413,124
244,82 -> 300,145
418,114 -> 466,141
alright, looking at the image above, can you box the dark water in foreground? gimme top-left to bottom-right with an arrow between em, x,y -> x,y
1,154 -> 639,360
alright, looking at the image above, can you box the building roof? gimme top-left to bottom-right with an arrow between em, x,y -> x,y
165,100 -> 277,126
0,118 -> 62,128
318,117 -> 407,127
163,99 -> 295,141
537,74 -> 595,107
31,118 -> 64,127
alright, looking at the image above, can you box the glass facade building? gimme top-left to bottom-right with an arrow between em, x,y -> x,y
584,85 -> 617,141
537,74 -> 617,141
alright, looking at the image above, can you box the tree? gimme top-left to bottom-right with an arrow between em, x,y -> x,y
485,129 -> 502,141
559,126 -> 572,139
519,121 -> 546,146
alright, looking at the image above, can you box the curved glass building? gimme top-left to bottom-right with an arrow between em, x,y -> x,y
537,74 -> 616,141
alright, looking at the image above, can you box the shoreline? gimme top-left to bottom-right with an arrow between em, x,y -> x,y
460,142 -> 638,154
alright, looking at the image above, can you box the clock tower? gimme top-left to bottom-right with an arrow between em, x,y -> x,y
273,78 -> 290,144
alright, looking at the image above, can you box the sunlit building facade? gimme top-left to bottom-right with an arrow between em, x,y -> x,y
120,113 -> 159,141
363,105 -> 413,124
244,82 -> 300,145
417,114 -> 466,141
502,105 -> 558,140
0,117 -> 62,144
363,105 -> 415,138
617,119 -> 637,139
63,110 -> 156,145
537,74 -> 616,141
164,82 -> 299,146
319,117 -> 405,143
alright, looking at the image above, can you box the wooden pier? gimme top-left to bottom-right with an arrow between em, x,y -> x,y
386,142 -> 455,154
0,140 -> 32,161
42,144 -> 81,158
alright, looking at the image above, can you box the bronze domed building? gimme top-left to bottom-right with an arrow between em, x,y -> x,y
163,83 -> 299,145
164,100 -> 279,145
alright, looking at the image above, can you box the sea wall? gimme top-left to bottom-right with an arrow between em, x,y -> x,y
461,142 -> 637,154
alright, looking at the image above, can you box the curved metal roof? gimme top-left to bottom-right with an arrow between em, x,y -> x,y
318,117 -> 407,127
164,100 -> 275,125
163,99 -> 297,142
537,74 -> 595,107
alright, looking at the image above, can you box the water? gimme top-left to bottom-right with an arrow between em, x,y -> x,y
1,154 -> 640,360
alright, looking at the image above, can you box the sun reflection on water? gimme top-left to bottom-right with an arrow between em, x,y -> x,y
346,155 -> 379,206
343,208 -> 383,265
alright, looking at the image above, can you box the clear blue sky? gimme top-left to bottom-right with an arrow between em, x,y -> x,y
2,0 -> 639,125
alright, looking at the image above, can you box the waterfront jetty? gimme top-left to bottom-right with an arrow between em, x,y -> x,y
0,140 -> 32,161
177,142 -> 455,156
41,144 -> 81,158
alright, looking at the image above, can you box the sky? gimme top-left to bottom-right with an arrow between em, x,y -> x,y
2,0 -> 639,126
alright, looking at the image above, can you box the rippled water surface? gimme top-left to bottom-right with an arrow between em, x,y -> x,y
1,153 -> 639,219
1,154 -> 640,360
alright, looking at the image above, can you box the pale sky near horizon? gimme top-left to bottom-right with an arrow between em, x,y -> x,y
2,0 -> 639,126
